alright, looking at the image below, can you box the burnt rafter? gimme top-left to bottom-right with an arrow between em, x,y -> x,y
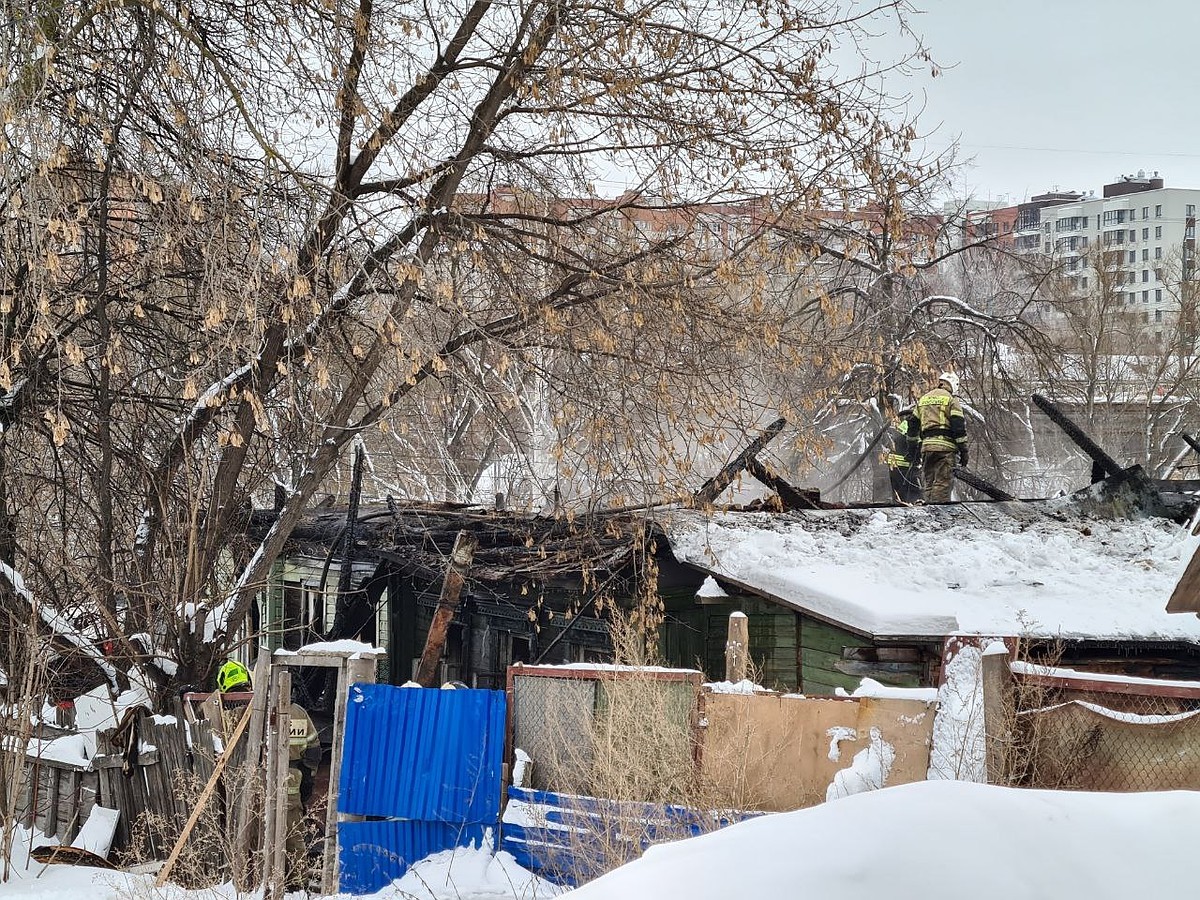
952,467 -> 1016,502
693,417 -> 788,507
692,417 -> 828,511
248,502 -> 654,594
1031,393 -> 1123,480
745,457 -> 823,510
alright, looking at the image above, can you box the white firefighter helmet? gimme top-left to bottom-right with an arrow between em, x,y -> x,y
938,371 -> 960,394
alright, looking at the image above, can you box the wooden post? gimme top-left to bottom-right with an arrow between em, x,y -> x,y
232,653 -> 272,889
264,669 -> 291,900
980,645 -> 1014,785
414,530 -> 478,687
320,654 -> 378,896
725,611 -> 749,683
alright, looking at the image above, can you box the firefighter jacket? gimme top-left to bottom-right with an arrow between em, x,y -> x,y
885,410 -> 921,470
285,702 -> 320,797
916,387 -> 967,455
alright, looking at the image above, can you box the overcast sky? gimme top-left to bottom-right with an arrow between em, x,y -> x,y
897,0 -> 1200,204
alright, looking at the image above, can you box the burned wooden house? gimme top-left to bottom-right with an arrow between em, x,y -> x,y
257,399 -> 1200,694
655,397 -> 1200,692
661,475 -> 1200,693
251,504 -> 705,689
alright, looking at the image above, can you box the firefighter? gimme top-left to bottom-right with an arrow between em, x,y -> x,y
885,405 -> 923,504
216,660 -> 320,885
916,372 -> 968,503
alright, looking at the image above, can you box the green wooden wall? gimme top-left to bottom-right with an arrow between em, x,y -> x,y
798,616 -> 872,695
661,592 -> 928,695
661,595 -> 798,690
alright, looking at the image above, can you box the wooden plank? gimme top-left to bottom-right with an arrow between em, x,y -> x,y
694,417 -> 787,506
725,612 -> 749,683
832,659 -> 923,678
415,530 -> 478,687
1031,393 -> 1123,479
92,749 -> 159,769
201,693 -> 227,745
798,677 -> 844,696
233,653 -> 272,889
744,457 -> 822,510
841,646 -> 922,662
801,619 -> 868,657
153,719 -> 189,833
1167,543 -> 1200,614
1015,670 -> 1200,700
45,764 -> 60,837
60,771 -> 81,843
265,669 -> 291,900
321,656 -> 377,895
261,675 -> 282,896
273,651 -> 381,669
155,703 -> 254,887
981,649 -> 1013,783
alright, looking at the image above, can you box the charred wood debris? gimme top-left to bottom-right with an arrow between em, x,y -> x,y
248,395 -> 1200,628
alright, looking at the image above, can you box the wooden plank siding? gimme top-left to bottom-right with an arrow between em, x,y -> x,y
661,593 -> 941,695
799,617 -> 874,695
661,596 -> 799,690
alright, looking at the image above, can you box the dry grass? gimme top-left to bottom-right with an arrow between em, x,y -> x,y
526,611 -> 760,884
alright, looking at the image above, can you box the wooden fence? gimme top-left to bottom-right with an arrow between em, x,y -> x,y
9,706 -> 222,858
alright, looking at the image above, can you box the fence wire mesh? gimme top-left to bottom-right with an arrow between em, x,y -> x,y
1010,681 -> 1200,792
511,675 -> 599,792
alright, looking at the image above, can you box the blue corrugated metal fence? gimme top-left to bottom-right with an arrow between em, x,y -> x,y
501,786 -> 760,885
338,684 -> 507,893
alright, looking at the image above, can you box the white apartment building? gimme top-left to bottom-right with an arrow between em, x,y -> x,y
1012,173 -> 1199,335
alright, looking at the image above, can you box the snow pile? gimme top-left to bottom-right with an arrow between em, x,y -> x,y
3,830 -> 559,900
825,726 -> 895,801
927,646 -> 986,782
695,575 -> 728,598
24,733 -> 92,768
390,841 -> 563,900
666,509 -> 1200,640
845,677 -> 937,702
74,683 -> 151,733
563,780 -> 1200,900
274,639 -> 386,659
703,679 -> 770,695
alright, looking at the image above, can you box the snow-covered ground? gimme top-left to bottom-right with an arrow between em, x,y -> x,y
1,833 -> 559,900
564,780 -> 1200,900
11,779 -> 1200,899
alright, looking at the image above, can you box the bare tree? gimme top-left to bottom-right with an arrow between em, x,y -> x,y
0,0 -> 935,692
775,162 -> 1049,500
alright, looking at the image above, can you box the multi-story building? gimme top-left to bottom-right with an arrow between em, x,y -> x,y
1011,190 -> 1086,253
1006,172 -> 1199,335
962,201 -> 1019,248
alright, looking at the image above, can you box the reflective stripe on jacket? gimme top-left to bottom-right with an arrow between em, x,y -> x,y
916,388 -> 967,454
885,411 -> 922,470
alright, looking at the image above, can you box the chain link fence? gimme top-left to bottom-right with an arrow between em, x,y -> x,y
1010,676 -> 1200,792
508,665 -> 702,794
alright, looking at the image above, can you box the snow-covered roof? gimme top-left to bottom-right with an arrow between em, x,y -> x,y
663,503 -> 1200,642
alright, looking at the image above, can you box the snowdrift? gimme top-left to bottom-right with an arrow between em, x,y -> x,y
564,780 -> 1200,900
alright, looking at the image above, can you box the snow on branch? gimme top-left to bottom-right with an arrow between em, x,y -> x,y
0,561 -> 119,690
